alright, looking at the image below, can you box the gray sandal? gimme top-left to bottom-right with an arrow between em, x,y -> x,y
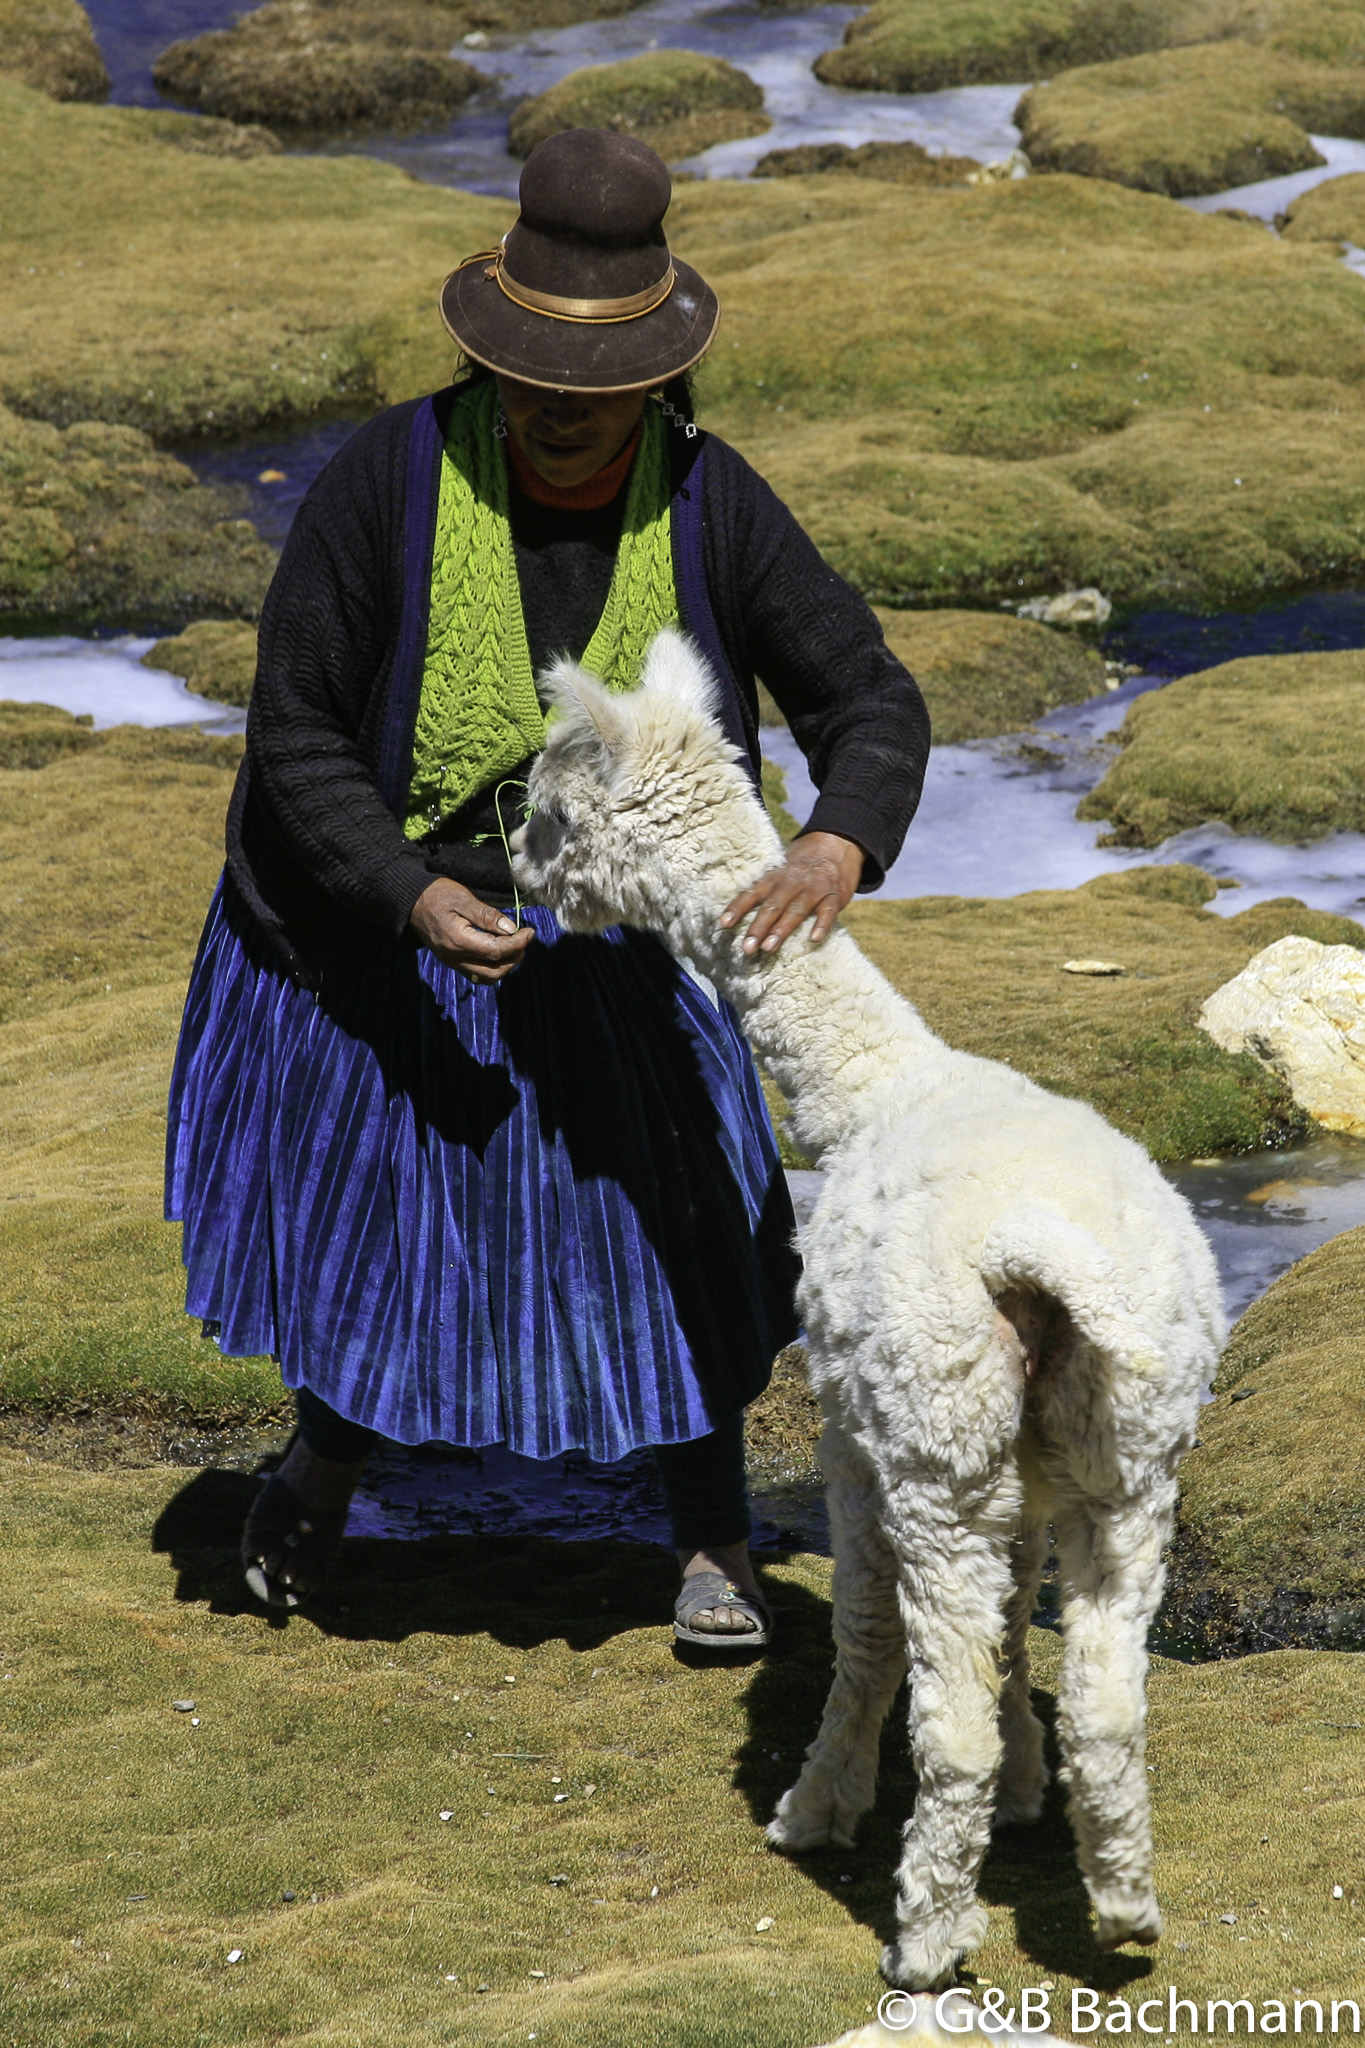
674,1571 -> 774,1650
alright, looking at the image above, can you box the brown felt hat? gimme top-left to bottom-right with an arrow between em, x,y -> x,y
440,128 -> 720,393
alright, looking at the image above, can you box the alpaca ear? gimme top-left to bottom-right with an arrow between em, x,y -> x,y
538,656 -> 631,763
639,627 -> 719,723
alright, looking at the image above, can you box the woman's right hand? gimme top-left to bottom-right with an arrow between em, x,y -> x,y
409,877 -> 536,983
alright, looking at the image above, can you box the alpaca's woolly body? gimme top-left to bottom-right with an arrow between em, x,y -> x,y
514,631 -> 1225,1989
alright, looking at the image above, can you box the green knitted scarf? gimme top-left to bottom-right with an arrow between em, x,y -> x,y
405,380 -> 677,840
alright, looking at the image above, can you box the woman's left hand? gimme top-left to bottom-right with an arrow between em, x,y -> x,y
719,831 -> 866,955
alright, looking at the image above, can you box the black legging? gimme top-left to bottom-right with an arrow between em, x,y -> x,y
294,1385 -> 751,1550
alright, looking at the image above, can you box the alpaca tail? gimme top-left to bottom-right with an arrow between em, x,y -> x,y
981,1206 -> 1167,1385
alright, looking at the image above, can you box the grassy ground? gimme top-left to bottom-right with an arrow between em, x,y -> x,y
810,0 -> 1365,93
846,866 -> 1365,1161
1016,43 -> 1365,196
0,406 -> 274,626
1077,649 -> 1365,847
874,608 -> 1108,742
0,76 -> 511,439
508,51 -> 769,160
143,622 -> 259,707
6,718 -> 1362,1422
151,0 -> 640,134
1167,1225 -> 1365,1655
10,90 -> 1365,608
0,0 -> 106,99
1,1455 -> 1363,2046
1282,167 -> 1365,240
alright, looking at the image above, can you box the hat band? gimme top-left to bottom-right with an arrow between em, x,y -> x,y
466,245 -> 677,325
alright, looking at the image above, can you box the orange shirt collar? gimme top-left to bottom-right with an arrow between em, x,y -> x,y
505,421 -> 642,511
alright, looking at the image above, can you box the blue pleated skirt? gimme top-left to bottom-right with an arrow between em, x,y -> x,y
165,879 -> 800,1462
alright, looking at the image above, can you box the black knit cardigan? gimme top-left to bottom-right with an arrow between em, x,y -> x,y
227,383 -> 931,980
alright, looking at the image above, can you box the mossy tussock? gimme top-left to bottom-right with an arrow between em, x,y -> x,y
152,0 -> 643,135
1017,42 -> 1365,197
3,1461 -> 1365,2043
0,77 -> 512,439
0,405 -> 275,626
1166,1225 -> 1365,1655
143,620 -> 259,707
1282,166 -> 1365,242
0,0 -> 106,101
812,0 -> 1365,95
753,138 -> 982,185
508,51 -> 769,161
874,607 -> 1107,741
1078,650 -> 1365,847
847,865 -> 1365,1161
153,5 -> 482,134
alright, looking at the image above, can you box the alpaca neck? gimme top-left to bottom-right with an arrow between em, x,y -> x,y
676,884 -> 949,1164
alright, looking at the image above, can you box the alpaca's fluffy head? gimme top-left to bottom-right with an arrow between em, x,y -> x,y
511,628 -> 781,934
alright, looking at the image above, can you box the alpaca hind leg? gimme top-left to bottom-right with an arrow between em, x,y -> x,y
995,1513 -> 1050,1826
1053,1493 -> 1172,1950
882,1493 -> 1017,1991
768,1427 -> 904,1854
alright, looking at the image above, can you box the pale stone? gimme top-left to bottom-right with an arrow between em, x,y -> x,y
1198,934 -> 1365,1134
1017,587 -> 1112,626
1061,958 -> 1124,975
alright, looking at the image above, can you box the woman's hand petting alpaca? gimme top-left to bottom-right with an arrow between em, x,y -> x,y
409,877 -> 536,983
720,831 -> 865,955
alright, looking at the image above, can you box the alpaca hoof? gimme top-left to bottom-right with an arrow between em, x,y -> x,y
993,1786 -> 1045,1828
766,1814 -> 831,1854
1094,1897 -> 1162,1951
879,1939 -> 958,1993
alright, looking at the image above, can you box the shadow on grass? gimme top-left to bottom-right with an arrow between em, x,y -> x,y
153,1466 -> 1156,1990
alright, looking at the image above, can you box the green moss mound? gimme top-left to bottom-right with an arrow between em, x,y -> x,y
1282,166 -> 1365,242
508,51 -> 768,161
753,138 -> 981,185
143,620 -> 259,707
874,607 -> 1108,740
1077,650 -> 1365,847
811,0 -> 1365,94
0,0 -> 106,100
1017,43 -> 1365,197
0,77 -> 512,439
1167,1225 -> 1365,1655
153,0 -> 643,135
3,1462 -> 1365,2041
847,865 -> 1365,1160
0,698 -> 97,769
654,173 -> 1365,610
153,6 -> 480,134
0,405 -> 275,626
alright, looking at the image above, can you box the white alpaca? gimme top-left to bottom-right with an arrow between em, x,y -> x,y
511,630 -> 1224,1990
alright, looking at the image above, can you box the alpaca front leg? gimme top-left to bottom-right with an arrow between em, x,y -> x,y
768,1428 -> 904,1855
882,1518 -> 1016,1992
1053,1494 -> 1172,1951
995,1513 -> 1050,1826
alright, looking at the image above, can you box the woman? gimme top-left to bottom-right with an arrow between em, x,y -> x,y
166,127 -> 930,1646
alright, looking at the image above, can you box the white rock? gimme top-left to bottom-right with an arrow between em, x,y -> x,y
1016,587 -> 1112,626
1198,935 -> 1365,1134
1061,959 -> 1124,976
966,147 -> 1030,184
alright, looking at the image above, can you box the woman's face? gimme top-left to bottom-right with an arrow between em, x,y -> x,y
496,374 -> 649,488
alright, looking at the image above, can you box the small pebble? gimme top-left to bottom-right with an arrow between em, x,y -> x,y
1334,1886 -> 1345,1899
172,1700 -> 196,1713
839,1875 -> 853,1884
125,1894 -> 148,1903
1231,1388 -> 1257,1403
439,1810 -> 454,1822
226,1949 -> 244,1964
444,1973 -> 458,1982
756,1917 -> 775,1932
504,1676 -> 516,1685
282,1891 -> 296,1903
650,1886 -> 660,1898
529,1969 -> 546,1979
1221,1912 -> 1238,1925
583,1783 -> 597,1796
549,1875 -> 568,1886
190,1717 -> 200,1727
476,1983 -> 489,1993
550,1775 -> 562,1784
553,1793 -> 568,1803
